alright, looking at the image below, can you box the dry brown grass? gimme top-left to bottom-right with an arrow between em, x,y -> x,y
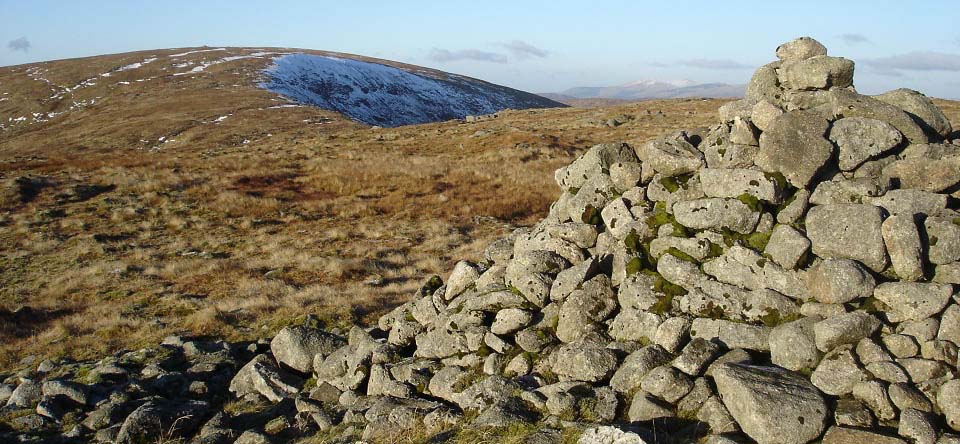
0,48 -> 956,371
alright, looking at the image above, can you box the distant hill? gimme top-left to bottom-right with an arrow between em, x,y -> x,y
547,79 -> 745,101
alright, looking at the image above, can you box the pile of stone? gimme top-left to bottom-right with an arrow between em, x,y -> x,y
3,37 -> 960,444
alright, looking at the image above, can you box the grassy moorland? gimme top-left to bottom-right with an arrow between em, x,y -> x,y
0,47 -> 956,371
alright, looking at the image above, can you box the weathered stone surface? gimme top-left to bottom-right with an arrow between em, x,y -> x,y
899,408 -> 938,444
806,204 -> 888,272
779,56 -> 854,91
776,37 -> 827,62
627,391 -> 674,422
814,312 -> 881,352
939,379 -> 960,432
699,168 -> 783,203
874,282 -> 952,322
116,400 -> 209,444
875,88 -> 953,139
769,317 -> 822,372
925,216 -> 960,265
636,134 -> 704,178
805,258 -> 876,304
756,111 -> 834,188
555,142 -> 637,190
810,345 -> 869,396
578,426 -> 648,444
640,365 -> 694,403
691,318 -> 771,351
609,345 -> 673,394
552,342 -> 618,383
829,117 -> 903,171
821,426 -> 906,444
270,326 -> 345,373
445,261 -> 481,300
827,89 -> 929,144
882,215 -> 925,281
765,224 -> 810,270
490,308 -> 533,335
884,156 -> 960,193
673,198 -> 759,234
672,337 -> 721,376
229,354 -> 302,402
713,363 -> 828,444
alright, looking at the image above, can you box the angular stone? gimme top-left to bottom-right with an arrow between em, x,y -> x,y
776,37 -> 827,62
853,380 -> 897,421
627,391 -> 674,422
882,215 -> 925,281
770,317 -> 822,372
578,426 -> 648,444
765,225 -> 810,270
609,345 -> 674,394
884,156 -> 960,193
555,142 -> 637,190
636,134 -> 704,178
550,257 -> 598,302
490,308 -> 533,335
814,312 -> 881,352
690,318 -> 771,351
641,365 -> 694,403
899,408 -> 938,444
730,117 -> 760,146
756,110 -> 834,188
939,304 -> 960,344
822,427 -> 906,444
270,326 -> 345,373
806,204 -> 888,272
552,342 -> 618,383
810,345 -> 869,396
834,398 -> 874,428
673,198 -> 759,234
868,189 -> 949,218
229,354 -> 302,402
747,62 -> 784,104
827,89 -> 929,144
889,383 -> 934,412
925,216 -> 960,265
938,379 -> 960,432
713,363 -> 828,444
556,275 -> 617,343
445,261 -> 481,300
779,55 -> 854,91
655,316 -> 691,353
699,168 -> 783,203
829,117 -> 903,171
116,400 -> 209,444
875,88 -> 953,139
806,258 -> 876,304
672,337 -> 721,376
874,282 -> 952,322
752,100 -> 784,132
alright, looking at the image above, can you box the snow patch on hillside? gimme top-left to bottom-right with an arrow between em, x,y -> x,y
259,53 -> 560,127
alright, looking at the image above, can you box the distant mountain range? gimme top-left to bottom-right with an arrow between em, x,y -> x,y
542,79 -> 745,103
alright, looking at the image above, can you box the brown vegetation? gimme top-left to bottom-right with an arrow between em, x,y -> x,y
0,47 -> 956,371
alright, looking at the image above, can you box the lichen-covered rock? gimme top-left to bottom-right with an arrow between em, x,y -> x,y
776,37 -> 827,62
875,88 -> 953,139
552,342 -> 618,383
713,363 -> 828,444
270,326 -> 345,373
779,56 -> 854,91
805,258 -> 876,304
756,110 -> 834,188
873,282 -> 953,322
806,204 -> 888,272
769,317 -> 822,372
829,116 -> 903,171
814,312 -> 881,352
673,198 -> 760,234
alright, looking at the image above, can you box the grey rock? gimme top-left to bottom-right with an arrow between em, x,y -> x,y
874,282 -> 952,322
829,117 -> 903,171
752,100 -> 784,132
691,318 -> 772,351
810,345 -> 869,396
925,216 -> 960,265
834,398 -> 874,428
882,215 -> 925,281
938,304 -> 960,344
698,395 -> 739,434
805,258 -> 876,304
938,379 -> 960,431
699,168 -> 783,203
747,62 -> 784,104
6,379 -> 41,408
578,426 -> 649,444
546,222 -> 600,249
116,400 -> 209,444
814,312 -> 881,352
270,326 -> 345,373
821,426 -> 906,444
883,334 -> 920,358
41,380 -> 89,406
765,225 -> 810,270
875,88 -> 953,139
884,156 -> 960,193
719,99 -> 757,122
673,198 -> 760,234
453,375 -> 519,411
769,317 -> 822,372
654,316 -> 691,353
899,358 -> 951,382
230,354 -> 302,402
779,55 -> 854,91
640,365 -> 694,403
636,133 -> 704,178
609,345 -> 674,394
550,257 -> 598,302
827,89 -> 929,144
415,327 -> 469,359
920,339 -> 958,363
445,261 -> 481,300
868,189 -> 949,218
490,308 -> 533,335
610,162 -> 644,193
889,382 -> 934,412
866,361 -> 910,383
756,110 -> 834,188
627,390 -> 674,422
777,189 -> 810,225
0,384 -> 11,405
556,275 -> 616,343
776,37 -> 827,62
713,363 -> 828,444
555,142 -> 637,190
853,380 -> 897,421
806,204 -> 888,272
567,174 -> 620,226
672,337 -> 721,376
899,408 -> 938,444
553,342 -> 618,383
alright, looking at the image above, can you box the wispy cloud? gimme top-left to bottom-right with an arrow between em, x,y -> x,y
838,33 -> 870,45
675,58 -> 752,70
862,51 -> 960,72
8,37 -> 30,53
499,40 -> 548,59
427,48 -> 507,64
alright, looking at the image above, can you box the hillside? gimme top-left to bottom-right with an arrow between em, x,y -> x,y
548,79 -> 746,101
0,47 -> 747,371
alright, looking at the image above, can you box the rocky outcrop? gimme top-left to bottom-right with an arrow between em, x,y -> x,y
3,36 -> 959,444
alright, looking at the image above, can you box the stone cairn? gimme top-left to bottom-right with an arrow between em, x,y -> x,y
3,37 -> 960,444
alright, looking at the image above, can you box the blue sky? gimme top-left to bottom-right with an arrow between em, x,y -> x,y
3,0 -> 960,97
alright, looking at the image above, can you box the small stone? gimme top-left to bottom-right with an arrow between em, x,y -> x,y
874,282 -> 953,322
882,215 -> 925,281
673,197 -> 760,234
609,345 -> 674,394
764,225 -> 810,270
756,111 -> 835,188
899,408 -> 938,444
776,37 -> 827,62
490,308 -> 533,335
882,334 -> 919,358
806,258 -> 876,304
822,426 -> 906,444
627,391 -> 674,422
640,365 -> 694,403
270,326 -> 345,373
829,117 -> 903,171
814,312 -> 881,352
834,398 -> 874,428
552,342 -> 618,383
810,345 -> 868,396
889,382 -> 934,412
672,337 -> 721,376
853,380 -> 897,421
940,379 -> 960,432
769,317 -> 821,372
445,261 -> 481,300
655,316 -> 691,353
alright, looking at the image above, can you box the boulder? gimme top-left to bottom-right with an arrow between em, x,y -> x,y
270,326 -> 345,373
713,363 -> 828,444
829,117 -> 903,171
805,204 -> 888,272
756,110 -> 834,188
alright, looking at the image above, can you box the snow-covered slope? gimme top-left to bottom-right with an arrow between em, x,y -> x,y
260,54 -> 564,127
